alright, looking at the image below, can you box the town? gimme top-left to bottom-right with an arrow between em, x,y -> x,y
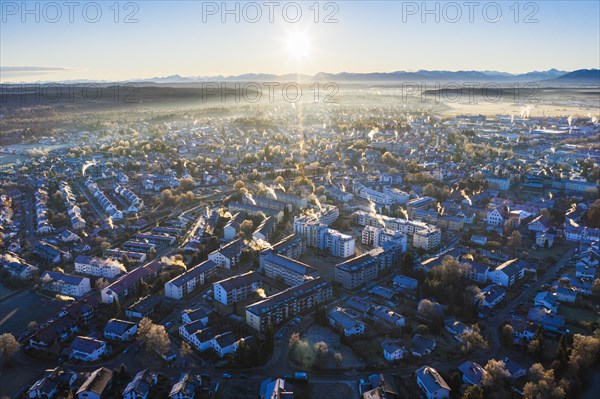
1,90 -> 599,399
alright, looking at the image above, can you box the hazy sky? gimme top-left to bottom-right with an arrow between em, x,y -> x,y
1,1 -> 599,81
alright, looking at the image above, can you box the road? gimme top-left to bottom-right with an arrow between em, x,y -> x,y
482,245 -> 576,358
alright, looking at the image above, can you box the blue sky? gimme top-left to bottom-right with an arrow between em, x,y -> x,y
1,1 -> 599,81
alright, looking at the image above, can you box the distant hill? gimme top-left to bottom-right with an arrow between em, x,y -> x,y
552,69 -> 600,83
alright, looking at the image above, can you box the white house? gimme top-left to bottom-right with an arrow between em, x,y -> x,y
381,339 -> 406,362
70,336 -> 107,362
486,206 -> 508,226
104,319 -> 138,341
209,332 -> 240,358
76,367 -> 113,399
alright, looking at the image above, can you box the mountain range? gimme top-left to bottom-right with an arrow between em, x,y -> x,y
135,69 -> 599,86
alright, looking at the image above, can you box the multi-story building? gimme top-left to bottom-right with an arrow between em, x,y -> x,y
320,228 -> 355,258
260,251 -> 319,287
488,259 -> 525,287
413,227 -> 441,250
164,260 -> 218,300
335,250 -> 380,290
245,278 -> 332,332
353,182 -> 393,206
213,271 -> 262,306
486,176 -> 510,191
295,216 -> 355,258
74,256 -> 125,279
407,197 -> 436,218
269,234 -> 306,260
362,226 -> 407,250
207,238 -> 246,269
41,271 -> 91,298
103,249 -> 147,264
383,187 -> 410,204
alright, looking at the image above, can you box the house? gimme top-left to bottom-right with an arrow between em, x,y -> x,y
181,307 -> 210,325
392,274 -> 418,291
209,332 -> 241,358
35,241 -> 69,264
104,319 -> 138,341
328,307 -> 366,336
363,374 -> 400,399
252,216 -> 278,242
41,271 -> 91,298
556,287 -> 577,303
169,372 -> 200,399
528,215 -> 551,233
259,378 -> 294,399
445,318 -> 473,341
223,212 -> 246,241
371,306 -> 406,328
126,295 -> 162,319
381,339 -> 406,362
76,367 -> 113,399
536,232 -> 555,248
503,357 -> 526,379
187,327 -> 216,352
27,367 -> 76,399
511,315 -> 537,342
479,284 -> 506,309
123,369 -> 159,399
488,259 -> 525,287
527,308 -> 567,333
29,317 -> 79,350
576,264 -> 597,279
464,261 -> 490,284
59,230 -> 81,243
416,366 -> 450,399
70,336 -> 107,361
534,292 -> 559,313
487,206 -> 508,227
411,335 -> 437,357
458,361 -> 486,386
0,252 -> 38,279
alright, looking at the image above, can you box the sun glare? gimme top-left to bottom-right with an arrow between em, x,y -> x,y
286,31 -> 311,60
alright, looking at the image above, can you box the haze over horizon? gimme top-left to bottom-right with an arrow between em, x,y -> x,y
2,1 -> 599,82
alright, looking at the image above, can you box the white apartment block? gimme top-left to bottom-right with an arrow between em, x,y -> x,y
74,256 -> 124,279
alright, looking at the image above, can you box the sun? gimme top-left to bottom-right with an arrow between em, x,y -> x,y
286,31 -> 311,60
